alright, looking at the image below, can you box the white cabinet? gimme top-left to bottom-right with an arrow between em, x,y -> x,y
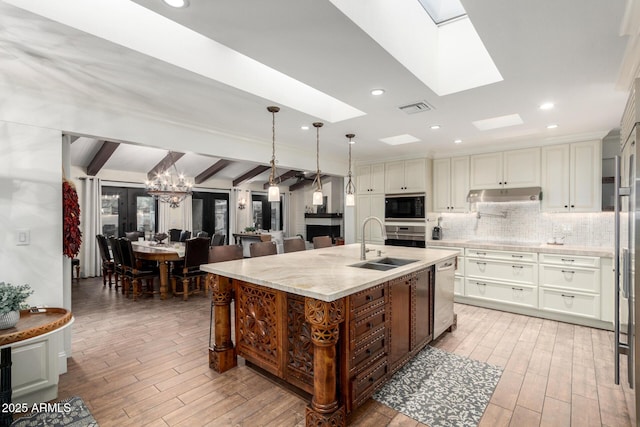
469,148 -> 540,189
384,159 -> 426,193
356,163 -> 385,194
541,140 -> 601,212
433,157 -> 469,212
355,194 -> 385,243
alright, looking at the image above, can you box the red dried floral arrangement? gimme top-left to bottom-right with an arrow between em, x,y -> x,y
63,179 -> 82,258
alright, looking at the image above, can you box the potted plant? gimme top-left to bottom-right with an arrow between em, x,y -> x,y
0,282 -> 33,329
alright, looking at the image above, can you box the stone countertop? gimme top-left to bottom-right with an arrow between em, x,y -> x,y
427,239 -> 613,258
201,243 -> 458,302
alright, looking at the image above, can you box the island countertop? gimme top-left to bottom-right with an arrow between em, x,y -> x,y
201,243 -> 458,302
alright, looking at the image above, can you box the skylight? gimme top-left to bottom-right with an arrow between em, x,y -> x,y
417,0 -> 466,25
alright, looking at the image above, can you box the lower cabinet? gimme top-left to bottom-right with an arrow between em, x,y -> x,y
465,278 -> 538,308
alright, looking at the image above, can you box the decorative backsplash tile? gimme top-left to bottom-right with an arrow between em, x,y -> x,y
437,202 -> 614,247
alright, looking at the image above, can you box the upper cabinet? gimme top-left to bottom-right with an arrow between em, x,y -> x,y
433,156 -> 469,212
356,163 -> 385,194
541,140 -> 601,212
469,147 -> 540,189
385,159 -> 426,194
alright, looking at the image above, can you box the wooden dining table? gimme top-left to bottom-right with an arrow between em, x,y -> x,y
132,241 -> 185,300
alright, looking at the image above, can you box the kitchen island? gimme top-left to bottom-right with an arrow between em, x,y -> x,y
201,243 -> 458,426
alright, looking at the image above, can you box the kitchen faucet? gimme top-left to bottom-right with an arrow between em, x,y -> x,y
361,216 -> 387,260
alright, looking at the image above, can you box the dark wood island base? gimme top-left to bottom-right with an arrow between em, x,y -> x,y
207,264 -> 439,427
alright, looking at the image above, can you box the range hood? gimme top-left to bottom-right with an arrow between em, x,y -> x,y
467,187 -> 542,203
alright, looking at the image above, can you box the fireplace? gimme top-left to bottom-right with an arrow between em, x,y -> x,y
304,213 -> 342,243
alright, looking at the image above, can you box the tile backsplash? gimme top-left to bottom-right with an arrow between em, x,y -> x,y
432,202 -> 614,247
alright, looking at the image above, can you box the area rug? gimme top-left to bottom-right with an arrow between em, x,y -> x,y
373,346 -> 502,427
11,396 -> 98,427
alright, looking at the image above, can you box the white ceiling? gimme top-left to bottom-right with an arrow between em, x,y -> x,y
0,0 -> 634,185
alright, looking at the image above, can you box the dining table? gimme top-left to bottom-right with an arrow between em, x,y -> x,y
132,241 -> 185,300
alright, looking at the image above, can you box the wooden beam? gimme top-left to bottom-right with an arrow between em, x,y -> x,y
147,152 -> 184,180
289,175 -> 327,192
86,141 -> 120,176
262,170 -> 300,189
195,159 -> 233,184
233,165 -> 270,187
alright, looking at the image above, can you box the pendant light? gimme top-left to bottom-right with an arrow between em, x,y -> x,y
345,133 -> 356,207
312,122 -> 324,205
267,106 -> 281,202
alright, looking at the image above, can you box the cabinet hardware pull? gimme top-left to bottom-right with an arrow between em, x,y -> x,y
366,349 -> 372,355
369,377 -> 375,383
561,258 -> 575,263
512,265 -> 524,269
476,262 -> 487,266
512,255 -> 523,258
366,295 -> 373,301
561,294 -> 575,298
477,282 -> 486,286
366,322 -> 373,329
561,270 -> 575,274
512,287 -> 524,291
476,252 -> 486,256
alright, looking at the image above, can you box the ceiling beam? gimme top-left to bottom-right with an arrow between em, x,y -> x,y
289,175 -> 327,192
262,169 -> 300,189
233,165 -> 270,187
147,152 -> 184,180
86,141 -> 120,176
195,159 -> 233,185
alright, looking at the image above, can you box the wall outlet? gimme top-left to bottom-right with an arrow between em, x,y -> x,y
17,228 -> 30,245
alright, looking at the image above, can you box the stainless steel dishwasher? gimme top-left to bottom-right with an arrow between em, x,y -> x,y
434,259 -> 456,339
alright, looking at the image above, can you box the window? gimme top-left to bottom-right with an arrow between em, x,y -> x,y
191,191 -> 229,242
101,186 -> 157,238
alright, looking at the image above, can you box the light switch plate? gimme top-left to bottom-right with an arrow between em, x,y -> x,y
17,228 -> 30,245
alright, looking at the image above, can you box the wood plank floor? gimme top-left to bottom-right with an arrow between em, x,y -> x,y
52,277 -> 634,426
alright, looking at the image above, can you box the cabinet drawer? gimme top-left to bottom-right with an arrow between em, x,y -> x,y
539,288 -> 600,319
539,253 -> 600,268
350,284 -> 386,316
465,279 -> 537,308
352,358 -> 388,406
465,248 -> 537,262
454,276 -> 464,296
352,309 -> 386,339
539,264 -> 599,293
351,330 -> 386,373
466,258 -> 537,285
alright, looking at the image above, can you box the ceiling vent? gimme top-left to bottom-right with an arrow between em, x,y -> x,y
398,101 -> 435,114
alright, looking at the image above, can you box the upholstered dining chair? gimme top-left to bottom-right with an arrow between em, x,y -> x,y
118,238 -> 158,301
125,231 -> 144,241
108,236 -> 124,292
196,231 -> 209,238
179,230 -> 191,242
208,244 -> 243,263
249,241 -> 278,257
96,234 -> 114,287
171,237 -> 210,301
168,228 -> 182,242
312,235 -> 332,249
210,233 -> 225,246
283,237 -> 306,253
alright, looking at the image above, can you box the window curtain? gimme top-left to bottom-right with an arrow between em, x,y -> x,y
79,177 -> 102,277
158,196 -> 193,235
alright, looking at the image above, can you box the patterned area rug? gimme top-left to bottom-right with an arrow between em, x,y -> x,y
373,346 -> 503,427
11,396 -> 98,427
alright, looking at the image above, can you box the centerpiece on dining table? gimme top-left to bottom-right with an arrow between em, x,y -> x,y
153,233 -> 168,245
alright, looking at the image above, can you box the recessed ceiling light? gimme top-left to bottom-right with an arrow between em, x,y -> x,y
301,125 -> 309,130
371,89 -> 385,96
454,139 -> 462,144
163,0 -> 189,7
547,124 -> 558,129
430,125 -> 441,130
539,102 -> 555,110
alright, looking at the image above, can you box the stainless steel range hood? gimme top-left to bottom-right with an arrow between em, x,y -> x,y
467,187 -> 542,203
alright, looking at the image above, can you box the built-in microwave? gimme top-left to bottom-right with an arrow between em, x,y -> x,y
384,193 -> 426,221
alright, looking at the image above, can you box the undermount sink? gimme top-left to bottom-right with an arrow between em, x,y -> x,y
350,257 -> 419,271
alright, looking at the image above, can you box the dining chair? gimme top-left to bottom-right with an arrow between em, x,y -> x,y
210,233 -> 225,246
283,237 -> 306,253
196,231 -> 209,238
119,238 -> 158,301
96,234 -> 114,287
208,244 -> 243,263
312,235 -> 332,249
249,241 -> 278,257
125,231 -> 144,241
179,230 -> 191,242
168,228 -> 182,242
108,236 -> 125,293
171,237 -> 210,301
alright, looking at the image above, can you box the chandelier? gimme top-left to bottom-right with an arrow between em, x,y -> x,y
345,133 -> 356,206
145,152 -> 193,208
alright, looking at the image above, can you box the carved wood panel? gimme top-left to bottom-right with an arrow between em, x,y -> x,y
235,281 -> 279,372
286,294 -> 314,388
